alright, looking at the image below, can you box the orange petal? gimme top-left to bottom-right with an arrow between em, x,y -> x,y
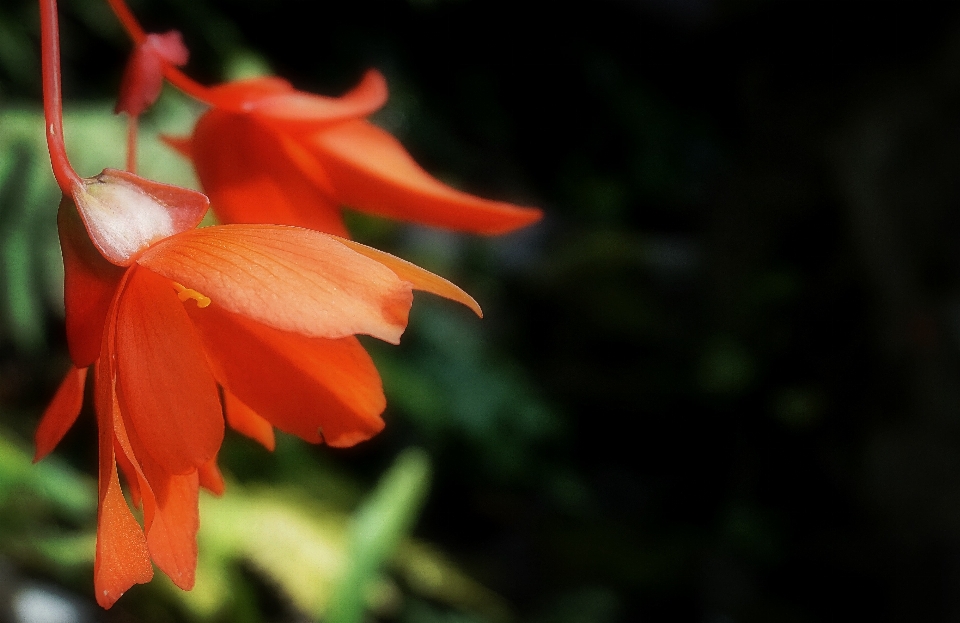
113,436 -> 142,509
189,304 -> 385,446
94,460 -> 153,608
58,197 -> 126,367
338,239 -> 482,317
224,390 -> 275,451
139,453 -> 200,590
202,76 -> 295,111
190,109 -> 348,236
34,366 -> 87,461
71,169 -> 210,266
93,357 -> 152,609
138,225 -> 413,344
309,119 -> 543,234
160,134 -> 193,159
112,397 -> 200,590
250,69 -> 389,131
198,456 -> 225,495
203,70 -> 387,130
115,266 -> 223,475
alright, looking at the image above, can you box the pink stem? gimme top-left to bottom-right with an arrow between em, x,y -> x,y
39,0 -> 83,193
126,115 -> 138,174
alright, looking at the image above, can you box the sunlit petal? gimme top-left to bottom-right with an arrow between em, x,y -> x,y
138,225 -> 413,344
339,238 -> 483,317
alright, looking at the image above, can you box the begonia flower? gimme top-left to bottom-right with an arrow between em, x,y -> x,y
164,70 -> 543,238
105,0 -> 541,236
35,168 -> 479,607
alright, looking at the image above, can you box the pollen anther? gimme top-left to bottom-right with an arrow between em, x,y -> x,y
173,281 -> 211,308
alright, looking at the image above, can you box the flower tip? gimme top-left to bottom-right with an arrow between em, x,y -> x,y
336,238 -> 483,317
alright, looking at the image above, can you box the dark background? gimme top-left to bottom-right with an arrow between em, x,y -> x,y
4,0 -> 960,621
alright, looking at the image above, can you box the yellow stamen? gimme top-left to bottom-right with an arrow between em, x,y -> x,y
173,282 -> 211,308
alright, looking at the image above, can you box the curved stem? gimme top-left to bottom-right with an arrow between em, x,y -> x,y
163,67 -> 215,103
105,0 -> 144,44
105,0 -> 214,104
39,0 -> 83,193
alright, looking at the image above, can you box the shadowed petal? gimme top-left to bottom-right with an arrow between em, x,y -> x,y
139,451 -> 200,590
34,366 -> 87,462
201,76 -> 294,111
138,225 -> 413,344
58,198 -> 126,367
250,69 -> 388,131
224,390 -> 275,451
309,120 -> 543,234
190,110 -> 347,236
112,402 -> 200,591
189,304 -> 385,446
203,70 -> 387,130
160,134 -> 193,159
198,456 -> 225,495
116,266 -> 223,475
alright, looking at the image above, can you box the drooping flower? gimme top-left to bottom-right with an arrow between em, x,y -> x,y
162,69 -> 543,238
35,168 -> 479,607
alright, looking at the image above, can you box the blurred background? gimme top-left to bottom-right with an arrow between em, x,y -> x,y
2,0 -> 960,621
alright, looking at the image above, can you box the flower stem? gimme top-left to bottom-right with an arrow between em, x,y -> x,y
39,0 -> 82,193
105,0 -> 214,104
105,0 -> 145,44
126,115 -> 138,174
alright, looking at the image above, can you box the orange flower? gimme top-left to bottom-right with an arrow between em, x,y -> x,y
35,169 -> 478,607
165,70 -> 543,237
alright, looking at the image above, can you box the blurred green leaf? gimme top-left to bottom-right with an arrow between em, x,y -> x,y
326,447 -> 431,623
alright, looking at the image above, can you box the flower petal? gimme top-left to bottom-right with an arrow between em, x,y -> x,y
338,239 -> 482,317
309,120 -> 543,234
115,31 -> 189,117
110,383 -> 200,591
58,197 -> 126,367
93,358 -> 152,609
94,459 -> 153,608
115,266 -> 223,475
198,456 -> 225,495
204,70 -> 387,129
250,69 -> 389,130
189,304 -> 385,446
201,76 -> 295,111
160,134 -> 193,159
190,109 -> 348,236
139,454 -> 200,590
138,225 -> 413,344
34,366 -> 87,462
224,390 -> 275,451
72,169 -> 210,266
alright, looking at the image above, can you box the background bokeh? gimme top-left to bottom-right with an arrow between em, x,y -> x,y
3,0 -> 960,621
